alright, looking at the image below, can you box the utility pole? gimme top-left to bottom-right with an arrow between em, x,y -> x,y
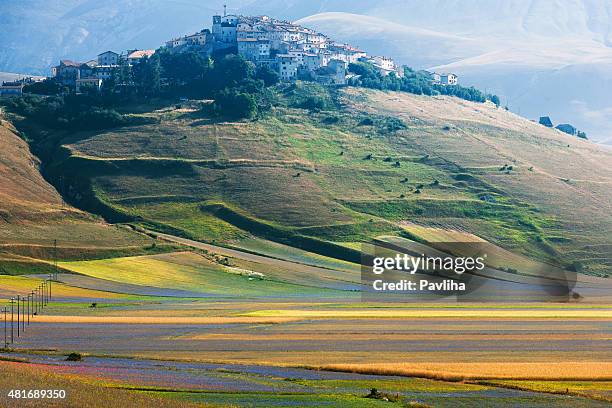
27,294 -> 30,325
3,307 -> 7,348
16,295 -> 19,337
21,297 -> 25,332
10,297 -> 14,342
31,291 -> 35,316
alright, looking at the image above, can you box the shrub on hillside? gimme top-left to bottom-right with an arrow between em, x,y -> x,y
301,95 -> 328,111
74,108 -> 126,130
322,115 -> 340,124
284,82 -> 334,111
214,88 -> 257,119
379,116 -> 406,133
65,352 -> 82,361
359,117 -> 374,126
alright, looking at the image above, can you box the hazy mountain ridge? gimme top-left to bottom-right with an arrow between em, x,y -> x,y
0,0 -> 248,75
5,1 -> 610,73
295,2 -> 612,144
0,72 -> 45,84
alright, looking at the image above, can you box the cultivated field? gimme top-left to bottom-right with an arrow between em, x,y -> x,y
2,292 -> 611,406
1,233 -> 611,406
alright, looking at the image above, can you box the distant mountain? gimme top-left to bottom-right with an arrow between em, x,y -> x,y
0,72 -> 45,84
0,0 -> 252,75
293,1 -> 612,144
1,0 -> 611,142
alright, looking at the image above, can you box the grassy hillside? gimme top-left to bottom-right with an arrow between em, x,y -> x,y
58,251 -> 349,297
0,112 -> 172,272
4,83 -> 611,276
341,89 -> 612,275
0,116 -> 66,221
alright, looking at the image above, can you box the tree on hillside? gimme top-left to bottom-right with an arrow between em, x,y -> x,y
214,88 -> 257,119
132,55 -> 161,96
301,96 -> 327,111
159,50 -> 211,85
23,78 -> 61,95
489,94 -> 500,107
255,65 -> 279,87
211,55 -> 255,89
348,61 -> 379,78
114,55 -> 132,87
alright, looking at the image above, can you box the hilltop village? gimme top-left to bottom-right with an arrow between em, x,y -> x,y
0,13 -> 587,139
47,13 -> 457,91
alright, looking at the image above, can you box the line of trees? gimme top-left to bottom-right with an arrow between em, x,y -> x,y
348,62 -> 499,105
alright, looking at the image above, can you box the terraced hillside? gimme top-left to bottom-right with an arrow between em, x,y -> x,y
7,84 -> 612,276
0,113 -> 164,273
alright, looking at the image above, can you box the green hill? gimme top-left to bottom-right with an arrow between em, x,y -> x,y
3,83 -> 611,276
0,112 -> 170,274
